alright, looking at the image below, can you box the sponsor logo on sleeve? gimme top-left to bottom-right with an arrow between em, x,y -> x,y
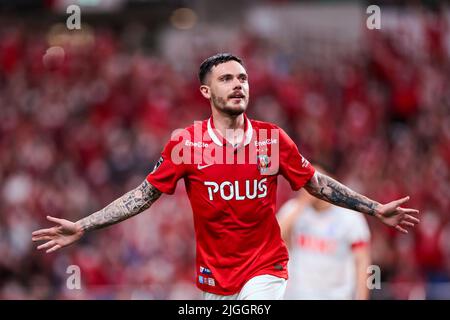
301,156 -> 309,168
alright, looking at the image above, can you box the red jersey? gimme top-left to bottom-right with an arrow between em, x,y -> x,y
146,114 -> 315,295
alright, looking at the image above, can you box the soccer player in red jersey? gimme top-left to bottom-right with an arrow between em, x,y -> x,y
32,53 -> 420,300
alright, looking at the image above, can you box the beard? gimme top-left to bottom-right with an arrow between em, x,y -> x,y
211,93 -> 248,116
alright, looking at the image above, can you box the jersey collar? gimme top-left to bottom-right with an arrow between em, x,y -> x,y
207,114 -> 253,147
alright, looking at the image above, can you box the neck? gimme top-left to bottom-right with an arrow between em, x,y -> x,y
210,107 -> 245,139
212,107 -> 245,146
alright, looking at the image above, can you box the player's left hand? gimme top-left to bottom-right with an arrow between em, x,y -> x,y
374,196 -> 420,233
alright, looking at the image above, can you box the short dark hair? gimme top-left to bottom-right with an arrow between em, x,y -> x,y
198,53 -> 244,84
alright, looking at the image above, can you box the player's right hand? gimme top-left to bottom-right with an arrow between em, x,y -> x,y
374,196 -> 420,234
32,216 -> 84,253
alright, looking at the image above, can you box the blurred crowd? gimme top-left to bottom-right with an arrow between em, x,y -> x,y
1,8 -> 450,299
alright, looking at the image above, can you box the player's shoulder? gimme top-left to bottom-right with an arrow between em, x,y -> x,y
279,198 -> 298,211
249,118 -> 292,142
277,198 -> 300,219
249,118 -> 282,131
250,119 -> 298,155
162,119 -> 208,149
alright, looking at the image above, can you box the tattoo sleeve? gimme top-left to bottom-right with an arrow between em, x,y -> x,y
304,171 -> 380,216
77,180 -> 162,232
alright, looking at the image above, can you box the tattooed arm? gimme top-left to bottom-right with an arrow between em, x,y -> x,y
304,171 -> 379,216
304,171 -> 420,233
78,180 -> 161,232
32,180 -> 162,253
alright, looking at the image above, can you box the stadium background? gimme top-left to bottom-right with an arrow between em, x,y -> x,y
0,0 -> 449,299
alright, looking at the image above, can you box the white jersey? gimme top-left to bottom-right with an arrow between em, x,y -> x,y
278,199 -> 370,299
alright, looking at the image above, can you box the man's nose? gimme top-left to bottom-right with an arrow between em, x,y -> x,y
232,78 -> 242,90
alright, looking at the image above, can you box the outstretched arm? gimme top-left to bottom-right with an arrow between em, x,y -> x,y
304,171 -> 420,233
77,180 -> 161,232
32,180 -> 162,253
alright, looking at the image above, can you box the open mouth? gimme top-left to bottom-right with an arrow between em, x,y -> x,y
229,93 -> 245,100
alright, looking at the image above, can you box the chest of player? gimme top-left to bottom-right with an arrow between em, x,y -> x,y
185,160 -> 277,202
185,142 -> 277,196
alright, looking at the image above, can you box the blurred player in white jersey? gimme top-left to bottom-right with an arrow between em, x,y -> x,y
278,167 -> 371,300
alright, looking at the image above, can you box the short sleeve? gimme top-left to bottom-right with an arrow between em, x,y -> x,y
146,137 -> 186,195
278,127 -> 315,191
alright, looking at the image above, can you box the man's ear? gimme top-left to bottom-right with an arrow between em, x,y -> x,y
200,85 -> 211,99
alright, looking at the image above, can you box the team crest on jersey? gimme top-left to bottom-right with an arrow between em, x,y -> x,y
257,155 -> 270,174
151,156 -> 163,173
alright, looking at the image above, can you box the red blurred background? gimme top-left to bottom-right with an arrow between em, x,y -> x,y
0,0 -> 449,299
